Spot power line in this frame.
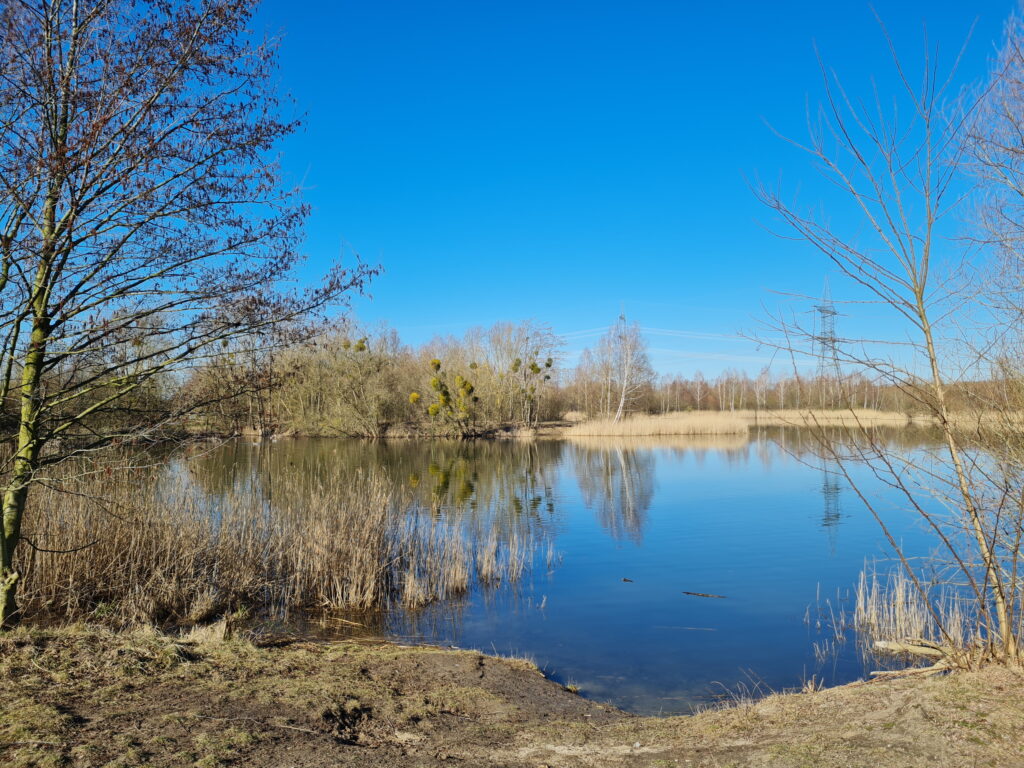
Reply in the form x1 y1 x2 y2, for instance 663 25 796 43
812 278 843 406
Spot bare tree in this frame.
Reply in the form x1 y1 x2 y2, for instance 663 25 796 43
481 321 559 427
757 16 1024 664
570 347 602 417
602 315 653 421
754 367 771 411
0 0 374 625
565 318 653 420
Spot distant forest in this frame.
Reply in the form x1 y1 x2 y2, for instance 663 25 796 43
181 315 991 438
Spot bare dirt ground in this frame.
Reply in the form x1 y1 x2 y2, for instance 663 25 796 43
2 626 1023 767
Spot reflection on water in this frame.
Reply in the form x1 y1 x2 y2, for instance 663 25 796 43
570 444 655 542
189 438 564 539
181 427 940 714
819 456 844 552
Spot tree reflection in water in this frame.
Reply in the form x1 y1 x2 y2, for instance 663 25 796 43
568 441 656 542
180 438 564 638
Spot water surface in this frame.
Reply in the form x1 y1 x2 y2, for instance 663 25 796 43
185 428 939 714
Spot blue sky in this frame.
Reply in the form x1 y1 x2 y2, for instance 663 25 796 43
255 0 1014 376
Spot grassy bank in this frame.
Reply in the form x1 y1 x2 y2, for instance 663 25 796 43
2 626 1022 768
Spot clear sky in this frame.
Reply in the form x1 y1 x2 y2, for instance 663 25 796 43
254 0 1015 376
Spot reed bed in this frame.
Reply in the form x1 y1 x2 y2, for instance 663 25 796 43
558 408 918 437
476 528 530 585
737 409 913 427
563 433 751 452
560 412 749 437
940 410 1024 431
15 463 536 626
854 567 974 654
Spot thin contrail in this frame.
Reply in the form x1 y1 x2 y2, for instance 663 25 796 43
560 325 742 341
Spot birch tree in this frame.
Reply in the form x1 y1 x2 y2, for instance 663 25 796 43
599 315 653 422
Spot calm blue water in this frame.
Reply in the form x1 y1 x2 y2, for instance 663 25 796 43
191 429 939 714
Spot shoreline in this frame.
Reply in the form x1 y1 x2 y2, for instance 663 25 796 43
200 409 934 442
2 625 1022 767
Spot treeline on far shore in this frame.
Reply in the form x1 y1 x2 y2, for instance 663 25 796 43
173 317 1001 439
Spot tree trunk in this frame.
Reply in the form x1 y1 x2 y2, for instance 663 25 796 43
0 314 47 627
1 471 31 626
614 351 633 422
1 173 54 626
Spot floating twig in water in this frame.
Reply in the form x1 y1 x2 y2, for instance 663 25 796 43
681 591 727 599
653 625 717 631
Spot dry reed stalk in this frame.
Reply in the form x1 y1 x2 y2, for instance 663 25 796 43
477 530 500 584
853 567 974 660
15 460 537 625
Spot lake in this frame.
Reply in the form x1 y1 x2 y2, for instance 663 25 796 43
182 427 940 715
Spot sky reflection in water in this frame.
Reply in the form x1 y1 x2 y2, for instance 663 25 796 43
189 428 939 715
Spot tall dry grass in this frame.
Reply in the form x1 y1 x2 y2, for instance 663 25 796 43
558 408 920 437
560 412 749 437
563 433 751 452
16 461 535 626
736 409 913 427
854 567 975 659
